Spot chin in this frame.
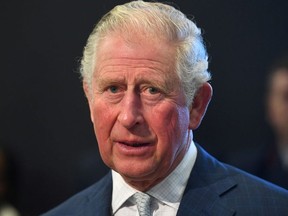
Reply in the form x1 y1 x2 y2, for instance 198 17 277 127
116 163 158 179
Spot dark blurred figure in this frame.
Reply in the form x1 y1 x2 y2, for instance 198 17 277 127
229 56 288 189
0 148 19 216
262 56 288 189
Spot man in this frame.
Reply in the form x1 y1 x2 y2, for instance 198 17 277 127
42 1 288 215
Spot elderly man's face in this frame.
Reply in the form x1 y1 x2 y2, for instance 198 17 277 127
85 32 192 190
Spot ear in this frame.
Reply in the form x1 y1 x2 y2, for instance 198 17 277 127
189 82 213 130
83 81 95 123
83 81 91 100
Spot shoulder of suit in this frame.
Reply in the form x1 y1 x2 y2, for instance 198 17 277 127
40 172 112 216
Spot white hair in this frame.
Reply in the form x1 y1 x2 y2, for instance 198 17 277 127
80 0 211 106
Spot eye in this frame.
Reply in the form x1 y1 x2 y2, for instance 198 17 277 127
102 84 124 103
147 87 159 94
108 86 119 93
141 86 164 103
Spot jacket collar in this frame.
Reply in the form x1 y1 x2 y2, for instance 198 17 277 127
177 144 237 216
82 172 113 216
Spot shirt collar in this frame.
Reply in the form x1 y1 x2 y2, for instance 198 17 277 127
148 139 197 209
112 134 197 213
112 170 138 213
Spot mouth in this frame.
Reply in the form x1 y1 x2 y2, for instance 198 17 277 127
114 139 154 156
119 141 150 147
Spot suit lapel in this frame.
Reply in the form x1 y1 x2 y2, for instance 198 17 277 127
177 145 237 216
82 172 113 216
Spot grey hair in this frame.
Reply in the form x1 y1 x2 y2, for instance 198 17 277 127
80 0 211 106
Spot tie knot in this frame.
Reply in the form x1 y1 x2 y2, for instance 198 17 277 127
134 192 152 216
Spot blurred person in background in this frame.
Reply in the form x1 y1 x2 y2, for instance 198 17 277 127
263 55 288 188
228 55 288 189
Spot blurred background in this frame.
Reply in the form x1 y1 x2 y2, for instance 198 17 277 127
1 0 288 215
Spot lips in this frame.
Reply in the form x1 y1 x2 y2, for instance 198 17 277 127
114 139 154 156
119 141 150 147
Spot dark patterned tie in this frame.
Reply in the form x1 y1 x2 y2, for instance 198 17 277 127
134 192 152 216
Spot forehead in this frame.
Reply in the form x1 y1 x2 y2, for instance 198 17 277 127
94 31 177 75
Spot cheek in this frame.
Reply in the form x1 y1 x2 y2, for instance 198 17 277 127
91 101 115 140
90 101 116 165
152 104 190 143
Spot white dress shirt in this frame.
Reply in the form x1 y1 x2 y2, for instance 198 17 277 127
112 137 197 216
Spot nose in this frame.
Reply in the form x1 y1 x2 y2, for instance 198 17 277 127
117 91 144 129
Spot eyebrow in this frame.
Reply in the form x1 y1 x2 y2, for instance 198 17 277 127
135 77 174 93
95 74 177 94
95 77 126 90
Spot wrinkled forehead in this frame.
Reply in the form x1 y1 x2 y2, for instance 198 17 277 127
96 30 177 66
92 31 180 88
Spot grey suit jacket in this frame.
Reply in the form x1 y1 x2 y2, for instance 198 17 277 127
42 144 288 216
